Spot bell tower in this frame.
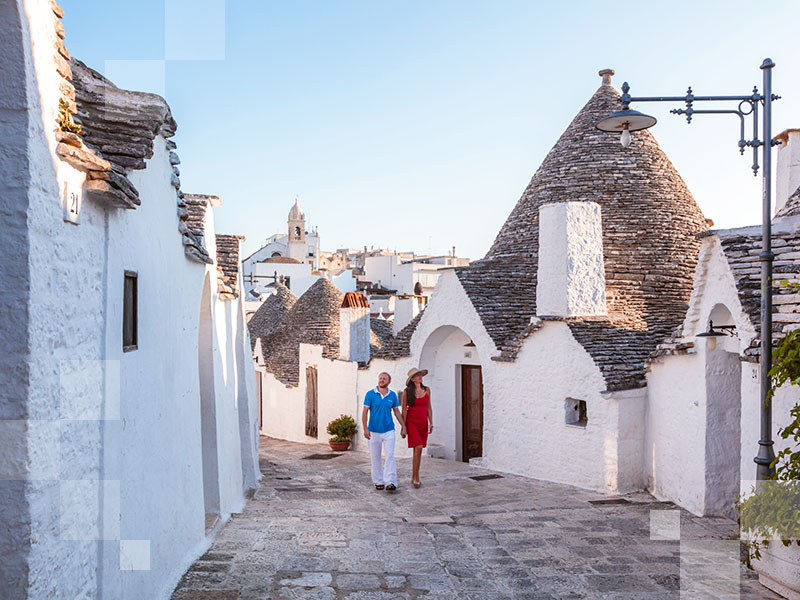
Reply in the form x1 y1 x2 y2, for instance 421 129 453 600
287 198 306 262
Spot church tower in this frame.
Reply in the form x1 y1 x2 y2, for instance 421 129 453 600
287 198 306 262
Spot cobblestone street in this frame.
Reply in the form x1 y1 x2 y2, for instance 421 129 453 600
172 438 778 600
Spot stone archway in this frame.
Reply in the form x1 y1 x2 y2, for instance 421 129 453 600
703 303 741 516
419 325 483 462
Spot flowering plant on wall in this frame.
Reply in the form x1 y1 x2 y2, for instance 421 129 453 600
738 328 800 565
326 414 358 443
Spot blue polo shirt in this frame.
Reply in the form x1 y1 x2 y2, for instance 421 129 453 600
364 388 399 433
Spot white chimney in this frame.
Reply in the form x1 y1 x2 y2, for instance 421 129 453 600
393 295 420 335
775 128 800 216
536 201 607 317
339 292 370 362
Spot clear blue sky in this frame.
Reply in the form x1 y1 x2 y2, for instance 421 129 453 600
61 0 800 261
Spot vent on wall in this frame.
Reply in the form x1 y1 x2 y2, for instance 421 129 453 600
565 398 587 427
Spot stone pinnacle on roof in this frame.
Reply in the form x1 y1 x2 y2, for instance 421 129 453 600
598 68 615 86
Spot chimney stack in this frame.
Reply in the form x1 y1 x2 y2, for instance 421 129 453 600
340 292 370 362
536 201 607 318
775 129 800 216
393 295 420 335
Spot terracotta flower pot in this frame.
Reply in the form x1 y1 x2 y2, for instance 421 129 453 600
329 440 351 452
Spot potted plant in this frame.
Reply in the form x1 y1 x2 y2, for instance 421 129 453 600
327 414 357 451
739 329 800 599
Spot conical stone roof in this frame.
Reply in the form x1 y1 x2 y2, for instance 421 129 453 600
260 278 343 385
455 70 708 391
247 284 297 350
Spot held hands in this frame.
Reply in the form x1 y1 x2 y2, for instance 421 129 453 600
401 426 407 439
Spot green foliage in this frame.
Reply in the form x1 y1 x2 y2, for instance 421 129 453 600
738 319 800 565
326 414 357 443
57 98 84 135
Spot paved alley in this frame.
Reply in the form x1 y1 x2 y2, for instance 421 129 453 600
172 438 777 600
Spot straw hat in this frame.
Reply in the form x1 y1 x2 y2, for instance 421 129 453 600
405 367 428 386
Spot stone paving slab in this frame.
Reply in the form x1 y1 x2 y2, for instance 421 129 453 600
171 437 780 600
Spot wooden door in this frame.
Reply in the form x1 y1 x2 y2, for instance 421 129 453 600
461 365 483 462
305 366 318 438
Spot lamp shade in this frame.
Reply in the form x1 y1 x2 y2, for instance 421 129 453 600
596 109 657 133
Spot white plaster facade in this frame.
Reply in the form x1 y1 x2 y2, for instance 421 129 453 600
0 2 259 598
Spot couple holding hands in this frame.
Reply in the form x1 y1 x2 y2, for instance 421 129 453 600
361 368 432 491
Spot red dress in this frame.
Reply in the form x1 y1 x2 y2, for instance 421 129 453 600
406 392 430 448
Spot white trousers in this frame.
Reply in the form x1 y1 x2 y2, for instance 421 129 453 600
369 430 397 486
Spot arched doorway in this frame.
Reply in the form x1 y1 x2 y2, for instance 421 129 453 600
198 273 221 524
703 303 741 516
419 325 483 462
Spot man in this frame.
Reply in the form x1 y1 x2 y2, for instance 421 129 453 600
362 372 406 492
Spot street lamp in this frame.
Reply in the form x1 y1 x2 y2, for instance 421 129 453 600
597 58 781 480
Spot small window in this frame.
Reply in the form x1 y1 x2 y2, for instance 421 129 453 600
271 252 282 258
565 398 587 427
123 271 138 351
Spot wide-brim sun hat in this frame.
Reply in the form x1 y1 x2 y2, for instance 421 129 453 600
406 367 428 386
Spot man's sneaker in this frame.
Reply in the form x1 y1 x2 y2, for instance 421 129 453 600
385 484 397 492
375 484 385 490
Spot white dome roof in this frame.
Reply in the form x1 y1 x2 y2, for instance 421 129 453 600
288 199 304 221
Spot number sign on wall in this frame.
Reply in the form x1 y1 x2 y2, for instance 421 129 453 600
62 181 81 224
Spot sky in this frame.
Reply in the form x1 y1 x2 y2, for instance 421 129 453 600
60 0 800 262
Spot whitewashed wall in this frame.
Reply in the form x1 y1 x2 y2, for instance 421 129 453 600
0 3 259 598
402 270 637 493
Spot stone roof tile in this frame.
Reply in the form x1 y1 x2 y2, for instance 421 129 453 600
248 285 297 350
456 72 707 391
261 278 344 385
718 229 800 361
216 235 245 299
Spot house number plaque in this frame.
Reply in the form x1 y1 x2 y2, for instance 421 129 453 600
62 181 81 224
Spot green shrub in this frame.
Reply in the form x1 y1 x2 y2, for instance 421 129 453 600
326 414 357 442
739 328 800 565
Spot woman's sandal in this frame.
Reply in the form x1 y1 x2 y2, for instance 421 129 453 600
412 480 421 488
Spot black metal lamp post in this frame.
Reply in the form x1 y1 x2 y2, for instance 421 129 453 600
597 58 781 480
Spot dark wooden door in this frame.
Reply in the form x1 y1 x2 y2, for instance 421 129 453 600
305 366 318 438
461 365 483 462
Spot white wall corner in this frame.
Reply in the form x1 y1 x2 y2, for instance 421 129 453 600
775 129 800 216
536 201 607 317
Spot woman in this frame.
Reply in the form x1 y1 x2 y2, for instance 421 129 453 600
401 367 433 488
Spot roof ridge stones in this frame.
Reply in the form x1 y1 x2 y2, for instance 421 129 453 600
718 229 800 361
260 278 345 386
455 72 708 391
216 235 246 299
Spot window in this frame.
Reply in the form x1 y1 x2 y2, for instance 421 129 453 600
294 226 301 237
565 398 587 427
271 252 282 258
123 271 138 351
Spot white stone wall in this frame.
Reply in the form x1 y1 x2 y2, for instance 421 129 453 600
0 3 259 597
403 270 632 493
643 235 798 517
775 129 800 215
536 202 606 317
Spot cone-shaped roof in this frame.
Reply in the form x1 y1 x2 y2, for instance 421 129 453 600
260 278 343 385
455 71 708 390
247 284 297 350
288 198 304 221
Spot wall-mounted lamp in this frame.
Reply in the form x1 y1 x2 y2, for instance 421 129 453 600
696 320 737 350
